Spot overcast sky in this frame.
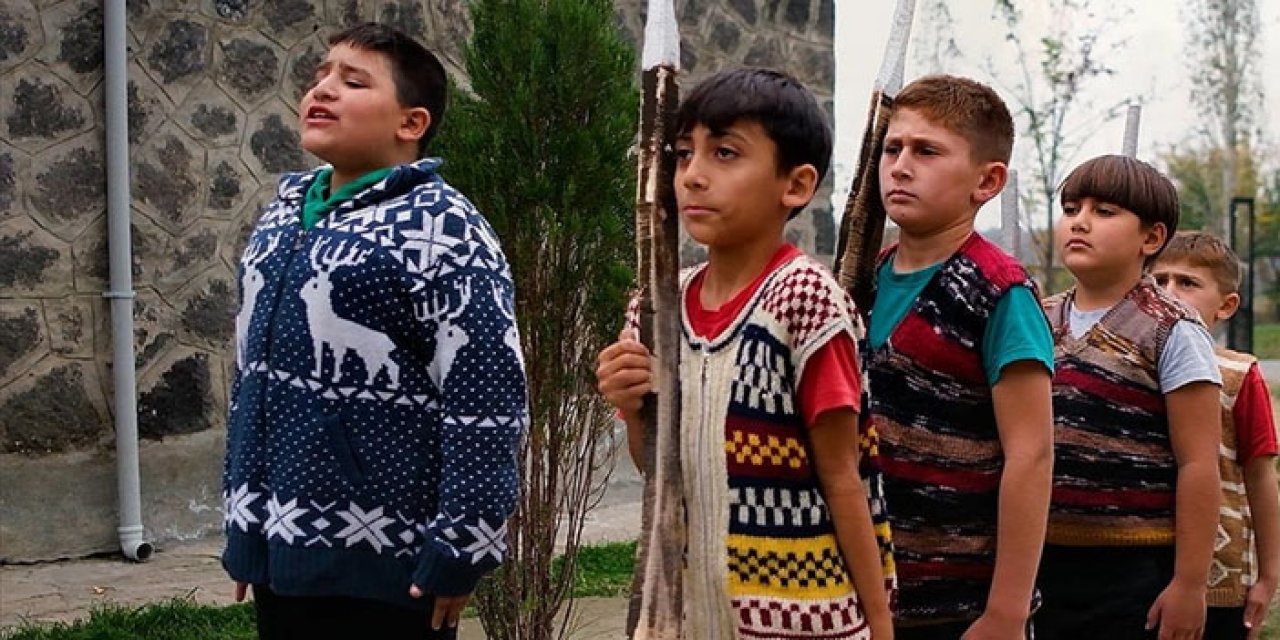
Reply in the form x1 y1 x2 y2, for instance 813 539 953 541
832 0 1280 230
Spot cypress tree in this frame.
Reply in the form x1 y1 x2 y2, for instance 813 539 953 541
432 0 637 636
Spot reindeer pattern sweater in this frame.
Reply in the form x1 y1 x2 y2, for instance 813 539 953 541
222 158 527 610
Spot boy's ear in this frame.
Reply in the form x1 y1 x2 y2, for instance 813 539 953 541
1215 291 1241 322
1140 222 1168 257
971 161 1008 206
397 107 431 145
780 164 819 211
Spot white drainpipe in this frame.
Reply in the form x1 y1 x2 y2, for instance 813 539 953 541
104 0 152 562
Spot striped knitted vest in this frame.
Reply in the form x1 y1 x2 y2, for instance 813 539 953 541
867 233 1035 624
1043 278 1196 546
678 254 893 639
1208 347 1259 607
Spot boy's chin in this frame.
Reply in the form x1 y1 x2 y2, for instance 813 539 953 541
300 140 335 165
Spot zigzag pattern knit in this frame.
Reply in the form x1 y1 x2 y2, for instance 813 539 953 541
677 254 894 639
867 233 1036 624
1043 278 1196 547
1208 347 1260 606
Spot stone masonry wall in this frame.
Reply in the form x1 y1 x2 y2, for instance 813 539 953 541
0 0 832 561
616 0 836 265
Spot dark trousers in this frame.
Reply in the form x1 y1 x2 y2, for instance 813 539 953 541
1035 545 1174 640
253 584 459 640
895 618 1036 640
1204 606 1247 640
895 620 974 640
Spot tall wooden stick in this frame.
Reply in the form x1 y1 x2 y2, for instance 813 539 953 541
834 0 918 313
627 1 684 637
1121 102 1141 157
1002 168 1021 258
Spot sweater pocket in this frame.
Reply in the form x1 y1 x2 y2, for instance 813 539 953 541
321 413 366 486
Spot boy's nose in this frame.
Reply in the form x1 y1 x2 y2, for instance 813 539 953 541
679 159 708 190
887 155 910 180
310 76 338 100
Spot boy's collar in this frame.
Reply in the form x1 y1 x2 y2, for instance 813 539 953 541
278 157 442 204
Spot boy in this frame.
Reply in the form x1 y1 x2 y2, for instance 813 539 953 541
596 68 895 639
867 74 1055 639
1038 155 1222 639
1151 231 1279 640
221 23 527 640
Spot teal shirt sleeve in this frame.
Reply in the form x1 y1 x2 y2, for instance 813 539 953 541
982 284 1055 386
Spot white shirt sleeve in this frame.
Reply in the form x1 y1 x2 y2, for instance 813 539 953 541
1158 320 1223 392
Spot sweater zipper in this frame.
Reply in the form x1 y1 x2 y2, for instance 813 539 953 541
694 349 726 637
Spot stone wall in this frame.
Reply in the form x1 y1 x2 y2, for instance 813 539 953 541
0 0 832 561
616 0 837 264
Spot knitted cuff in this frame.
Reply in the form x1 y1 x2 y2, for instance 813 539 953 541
412 544 486 597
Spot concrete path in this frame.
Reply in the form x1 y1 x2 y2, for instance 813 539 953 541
0 449 643 637
1260 359 1280 389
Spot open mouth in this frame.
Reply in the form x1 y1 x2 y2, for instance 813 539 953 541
306 106 337 121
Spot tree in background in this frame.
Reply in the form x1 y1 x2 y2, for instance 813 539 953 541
1183 0 1264 236
1162 142 1261 231
910 0 963 77
990 0 1129 292
431 0 636 637
1163 142 1280 322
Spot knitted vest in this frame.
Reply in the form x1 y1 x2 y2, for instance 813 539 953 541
1043 278 1197 546
867 233 1035 624
1208 347 1260 607
678 254 893 639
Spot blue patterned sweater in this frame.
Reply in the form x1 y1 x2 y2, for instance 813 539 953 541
222 158 528 609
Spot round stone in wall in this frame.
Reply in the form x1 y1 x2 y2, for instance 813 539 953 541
1 68 92 154
131 125 204 234
27 134 105 239
0 0 42 76
216 32 284 107
242 99 307 176
174 78 245 148
262 0 322 48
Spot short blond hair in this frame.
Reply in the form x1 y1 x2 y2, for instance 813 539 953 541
1155 231 1241 294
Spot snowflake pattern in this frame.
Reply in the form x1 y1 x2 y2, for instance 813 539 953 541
264 496 310 545
460 518 508 566
223 483 261 532
334 502 397 553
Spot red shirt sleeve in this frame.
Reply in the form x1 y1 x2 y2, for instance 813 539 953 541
797 332 862 427
1233 363 1279 463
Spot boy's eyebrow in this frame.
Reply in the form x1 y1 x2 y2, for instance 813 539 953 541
314 59 372 78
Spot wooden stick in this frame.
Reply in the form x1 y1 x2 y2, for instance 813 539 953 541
1122 102 1141 157
834 0 918 313
1002 168 1021 258
627 2 684 636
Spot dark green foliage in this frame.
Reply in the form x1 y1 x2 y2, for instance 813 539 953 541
431 0 637 637
0 600 256 640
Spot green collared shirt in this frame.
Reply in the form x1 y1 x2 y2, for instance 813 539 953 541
301 167 394 229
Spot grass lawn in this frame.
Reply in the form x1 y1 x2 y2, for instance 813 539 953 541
0 599 257 640
1257 322 1280 359
1 542 639 640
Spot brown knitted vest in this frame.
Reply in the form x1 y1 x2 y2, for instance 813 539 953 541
1043 278 1199 546
1208 347 1260 607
